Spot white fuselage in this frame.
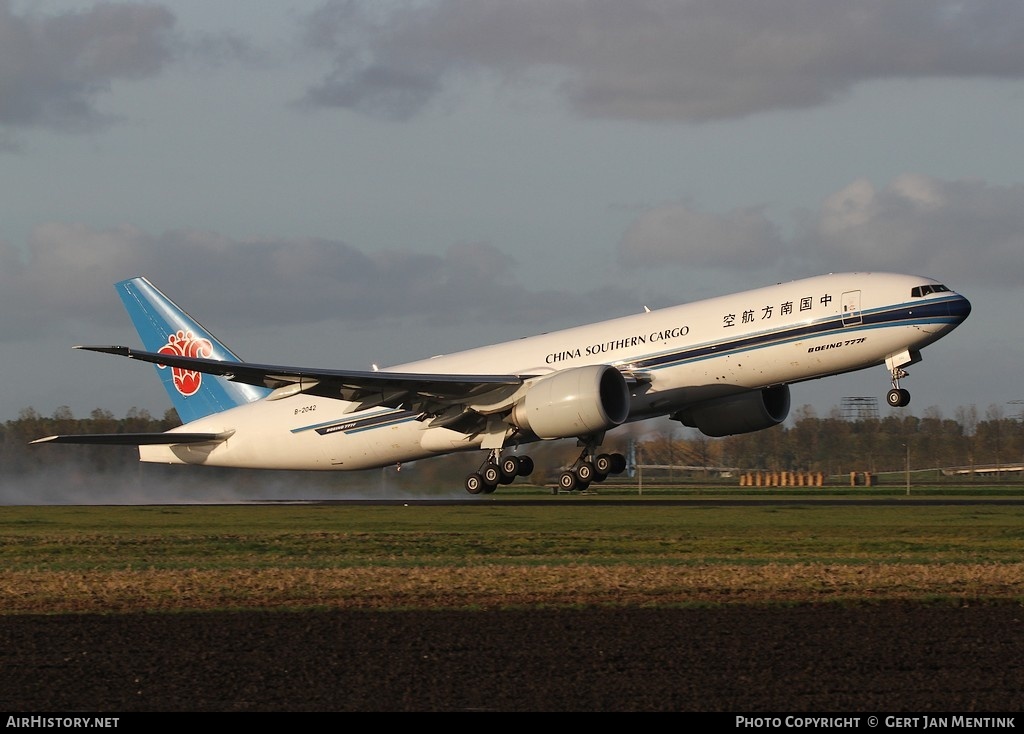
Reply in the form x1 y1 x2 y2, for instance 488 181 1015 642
142 272 969 470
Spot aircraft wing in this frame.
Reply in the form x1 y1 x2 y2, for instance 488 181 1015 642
75 345 530 411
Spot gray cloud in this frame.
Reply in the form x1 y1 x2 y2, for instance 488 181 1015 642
619 203 785 270
0 224 623 340
794 175 1024 286
5 175 1016 349
617 175 1024 287
300 0 1024 122
0 0 177 131
0 1 252 135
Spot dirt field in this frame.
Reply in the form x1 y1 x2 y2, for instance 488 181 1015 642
3 602 1023 712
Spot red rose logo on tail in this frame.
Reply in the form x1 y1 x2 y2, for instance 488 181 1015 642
158 330 214 397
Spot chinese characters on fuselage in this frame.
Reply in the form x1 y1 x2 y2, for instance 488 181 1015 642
723 293 833 328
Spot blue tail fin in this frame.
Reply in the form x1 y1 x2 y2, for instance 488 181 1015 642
115 277 270 423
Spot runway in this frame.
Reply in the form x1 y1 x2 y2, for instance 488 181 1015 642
265 495 1024 507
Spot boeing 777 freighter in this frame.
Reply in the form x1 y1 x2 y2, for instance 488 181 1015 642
34 272 970 493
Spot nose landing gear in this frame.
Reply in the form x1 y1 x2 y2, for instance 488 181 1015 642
887 367 911 408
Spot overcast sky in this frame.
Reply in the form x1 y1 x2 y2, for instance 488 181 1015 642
2 0 1022 428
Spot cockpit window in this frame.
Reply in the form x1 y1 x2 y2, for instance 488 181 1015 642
911 284 950 297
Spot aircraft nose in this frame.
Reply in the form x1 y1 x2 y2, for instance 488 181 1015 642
950 293 972 323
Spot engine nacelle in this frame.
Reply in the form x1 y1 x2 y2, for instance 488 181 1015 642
511 365 630 440
673 385 791 437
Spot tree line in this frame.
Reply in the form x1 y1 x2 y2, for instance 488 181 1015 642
638 403 1024 481
3 403 1022 483
2 406 180 475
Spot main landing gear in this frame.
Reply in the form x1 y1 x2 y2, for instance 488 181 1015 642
464 450 535 495
554 434 628 493
886 366 911 408
462 442 629 494
557 448 628 493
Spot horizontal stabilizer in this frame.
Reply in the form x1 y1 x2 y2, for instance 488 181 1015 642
31 431 234 446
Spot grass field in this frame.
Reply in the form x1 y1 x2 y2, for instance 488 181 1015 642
2 489 1023 614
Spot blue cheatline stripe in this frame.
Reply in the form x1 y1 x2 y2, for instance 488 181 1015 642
633 297 965 373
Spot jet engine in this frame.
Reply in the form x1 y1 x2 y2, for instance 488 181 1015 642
510 365 630 440
673 385 791 437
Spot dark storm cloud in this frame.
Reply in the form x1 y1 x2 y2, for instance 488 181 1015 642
300 0 1024 122
0 0 176 131
0 224 622 340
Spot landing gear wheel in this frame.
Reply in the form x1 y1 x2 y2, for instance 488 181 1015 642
500 456 521 483
576 461 595 484
517 456 535 477
465 473 485 495
593 453 625 479
483 464 502 486
887 388 910 407
558 471 578 492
